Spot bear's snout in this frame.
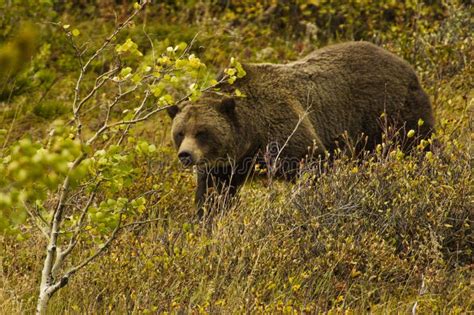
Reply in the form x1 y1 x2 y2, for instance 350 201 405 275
177 137 204 166
178 150 194 167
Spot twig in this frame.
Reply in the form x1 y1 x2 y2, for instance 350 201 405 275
45 210 125 299
74 67 119 116
115 85 154 145
120 218 163 229
69 2 146 144
51 183 100 277
268 111 308 178
24 203 50 239
34 203 50 232
86 88 153 145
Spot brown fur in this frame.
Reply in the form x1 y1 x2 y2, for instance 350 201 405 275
168 41 435 217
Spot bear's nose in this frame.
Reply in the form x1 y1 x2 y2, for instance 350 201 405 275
178 151 194 166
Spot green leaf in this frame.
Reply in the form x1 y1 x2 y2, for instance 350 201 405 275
225 68 236 76
236 62 247 78
119 67 133 78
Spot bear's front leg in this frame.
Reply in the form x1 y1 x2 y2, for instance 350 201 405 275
195 164 249 219
195 170 210 219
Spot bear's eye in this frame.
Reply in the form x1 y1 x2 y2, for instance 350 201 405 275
195 130 209 142
175 131 184 143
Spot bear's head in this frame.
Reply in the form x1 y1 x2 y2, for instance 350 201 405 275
167 96 239 167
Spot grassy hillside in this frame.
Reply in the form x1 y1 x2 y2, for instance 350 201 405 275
1 1 472 313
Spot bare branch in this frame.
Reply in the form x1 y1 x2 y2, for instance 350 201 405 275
76 1 147 86
37 152 86 314
274 113 307 167
179 32 199 59
34 203 50 232
24 203 50 239
120 218 163 229
107 104 166 128
69 2 147 144
86 88 152 145
50 209 125 294
74 67 119 116
51 184 100 278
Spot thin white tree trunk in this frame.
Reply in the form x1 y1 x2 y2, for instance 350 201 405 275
36 209 62 314
36 163 75 314
36 288 51 315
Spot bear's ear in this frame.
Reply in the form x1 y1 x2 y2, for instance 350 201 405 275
166 105 179 119
217 97 236 114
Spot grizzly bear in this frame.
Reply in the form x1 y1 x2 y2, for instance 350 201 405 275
167 41 434 217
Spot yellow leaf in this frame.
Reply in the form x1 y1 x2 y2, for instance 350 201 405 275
351 268 362 278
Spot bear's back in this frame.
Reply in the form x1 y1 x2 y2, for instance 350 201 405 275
236 41 433 152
